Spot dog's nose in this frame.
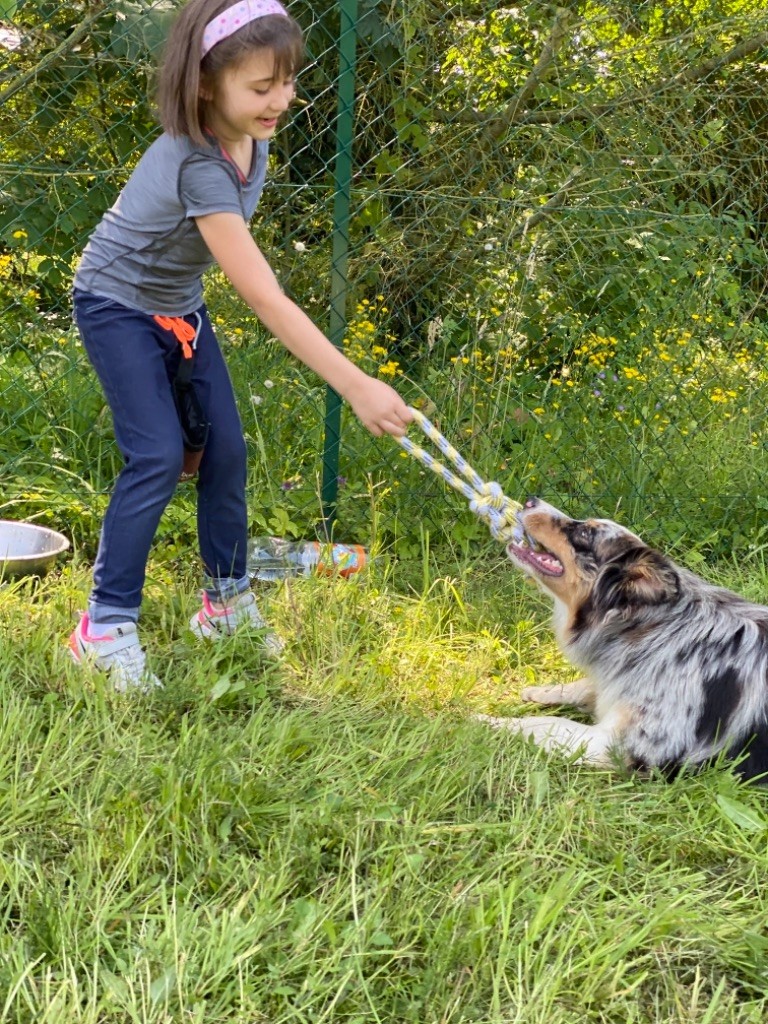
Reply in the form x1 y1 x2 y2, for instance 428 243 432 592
524 496 540 509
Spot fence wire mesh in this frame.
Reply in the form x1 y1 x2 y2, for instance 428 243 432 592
2 0 768 562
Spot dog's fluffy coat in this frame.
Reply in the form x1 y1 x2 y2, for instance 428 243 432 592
477 498 768 781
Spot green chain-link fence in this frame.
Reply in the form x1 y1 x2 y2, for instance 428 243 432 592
2 0 768 563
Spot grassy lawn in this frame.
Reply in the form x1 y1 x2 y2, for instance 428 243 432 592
2 548 768 1023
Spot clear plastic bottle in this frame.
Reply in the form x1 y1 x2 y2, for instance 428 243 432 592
247 536 368 581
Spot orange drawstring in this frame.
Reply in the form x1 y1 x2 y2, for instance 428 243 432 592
154 315 197 359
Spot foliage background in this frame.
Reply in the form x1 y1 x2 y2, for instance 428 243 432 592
2 0 768 559
4 5 768 1022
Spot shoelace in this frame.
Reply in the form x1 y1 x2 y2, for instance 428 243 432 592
201 591 265 628
109 640 148 674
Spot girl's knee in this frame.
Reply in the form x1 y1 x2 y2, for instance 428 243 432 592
200 431 246 482
128 441 184 492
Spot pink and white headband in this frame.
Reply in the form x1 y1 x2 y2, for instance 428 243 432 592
201 0 289 58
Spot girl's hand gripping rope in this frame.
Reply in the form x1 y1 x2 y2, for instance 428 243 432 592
396 407 522 543
344 376 413 437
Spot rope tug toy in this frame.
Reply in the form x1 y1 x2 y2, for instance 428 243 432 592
397 407 522 544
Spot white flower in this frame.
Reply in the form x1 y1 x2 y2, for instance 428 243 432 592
250 394 262 405
264 379 274 389
0 27 23 50
293 240 306 253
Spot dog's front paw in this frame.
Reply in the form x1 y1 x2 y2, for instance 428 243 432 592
521 684 567 705
472 713 526 732
522 679 596 710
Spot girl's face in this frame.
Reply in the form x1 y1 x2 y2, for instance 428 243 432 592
203 48 295 144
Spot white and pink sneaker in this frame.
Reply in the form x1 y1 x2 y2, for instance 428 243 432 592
69 613 162 693
189 590 283 654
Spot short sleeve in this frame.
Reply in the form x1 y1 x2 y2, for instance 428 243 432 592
178 154 244 219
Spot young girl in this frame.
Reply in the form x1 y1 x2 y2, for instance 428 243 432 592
70 0 412 692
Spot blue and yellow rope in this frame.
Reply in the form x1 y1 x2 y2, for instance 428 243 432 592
397 408 521 543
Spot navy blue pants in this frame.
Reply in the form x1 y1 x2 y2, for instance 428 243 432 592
74 291 250 622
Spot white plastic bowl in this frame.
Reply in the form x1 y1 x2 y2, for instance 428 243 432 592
0 520 70 577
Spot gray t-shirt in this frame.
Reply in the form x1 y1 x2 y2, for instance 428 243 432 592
73 133 269 315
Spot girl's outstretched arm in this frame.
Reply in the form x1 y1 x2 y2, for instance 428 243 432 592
196 211 412 438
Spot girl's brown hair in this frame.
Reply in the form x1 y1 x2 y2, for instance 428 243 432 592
157 0 304 145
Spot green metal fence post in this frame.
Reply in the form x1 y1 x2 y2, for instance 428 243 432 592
319 0 357 539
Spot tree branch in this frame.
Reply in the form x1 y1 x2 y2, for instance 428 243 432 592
485 6 578 140
507 166 583 242
495 30 768 128
0 4 108 109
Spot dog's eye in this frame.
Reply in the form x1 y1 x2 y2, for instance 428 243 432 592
570 523 596 549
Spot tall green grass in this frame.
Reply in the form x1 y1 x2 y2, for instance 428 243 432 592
2 545 768 1023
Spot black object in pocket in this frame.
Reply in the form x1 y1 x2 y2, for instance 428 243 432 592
174 367 210 482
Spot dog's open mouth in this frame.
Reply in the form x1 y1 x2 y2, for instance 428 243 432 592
507 528 564 577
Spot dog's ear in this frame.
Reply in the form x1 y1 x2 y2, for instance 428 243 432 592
593 546 680 612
